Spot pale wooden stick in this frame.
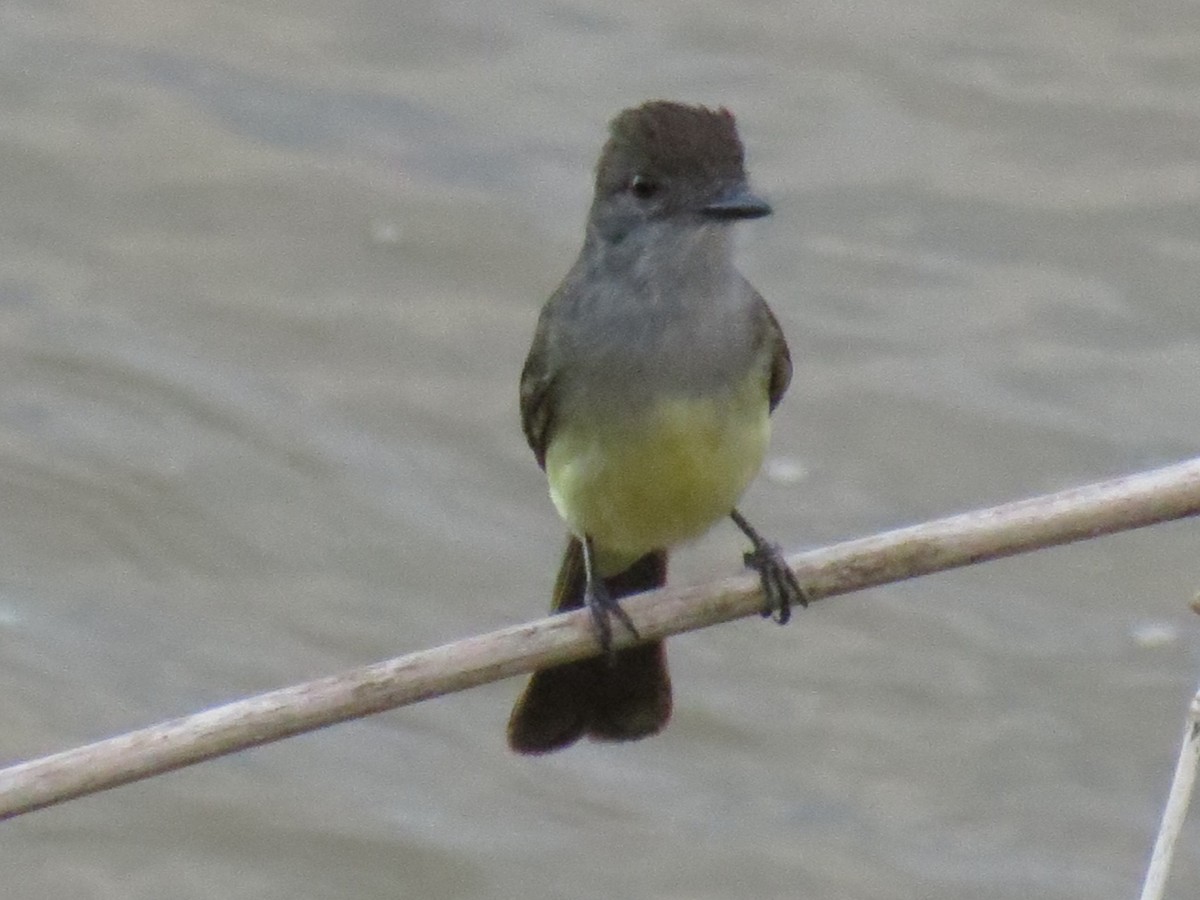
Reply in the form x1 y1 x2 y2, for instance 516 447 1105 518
1139 684 1200 900
2 458 1200 820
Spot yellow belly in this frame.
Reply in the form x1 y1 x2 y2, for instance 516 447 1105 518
545 377 770 574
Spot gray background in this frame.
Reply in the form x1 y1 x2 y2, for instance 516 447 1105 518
4 1 1200 897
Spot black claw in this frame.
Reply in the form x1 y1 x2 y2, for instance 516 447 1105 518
584 578 639 656
730 510 809 625
585 582 613 650
743 543 806 624
581 537 639 658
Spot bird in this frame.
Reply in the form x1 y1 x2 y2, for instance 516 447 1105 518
507 100 805 754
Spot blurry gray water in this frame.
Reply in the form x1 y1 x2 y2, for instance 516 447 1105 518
4 2 1200 898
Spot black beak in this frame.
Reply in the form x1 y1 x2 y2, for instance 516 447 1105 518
702 185 772 221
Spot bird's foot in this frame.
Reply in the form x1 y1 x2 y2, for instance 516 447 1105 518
584 578 639 658
730 510 809 625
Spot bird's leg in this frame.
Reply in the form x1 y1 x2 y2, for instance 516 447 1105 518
581 536 640 656
729 509 808 625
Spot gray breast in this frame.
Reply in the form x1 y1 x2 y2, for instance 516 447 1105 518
553 272 761 415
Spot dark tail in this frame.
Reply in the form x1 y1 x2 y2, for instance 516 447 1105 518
507 537 672 754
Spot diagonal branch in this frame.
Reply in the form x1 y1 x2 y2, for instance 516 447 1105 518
2 457 1200 820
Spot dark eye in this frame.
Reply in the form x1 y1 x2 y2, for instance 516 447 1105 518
629 174 659 199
